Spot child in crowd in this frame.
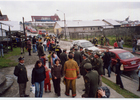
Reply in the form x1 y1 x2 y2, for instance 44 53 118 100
44 67 51 93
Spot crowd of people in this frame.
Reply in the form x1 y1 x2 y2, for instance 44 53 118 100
13 34 130 98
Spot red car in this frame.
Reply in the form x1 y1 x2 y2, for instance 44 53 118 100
109 49 140 72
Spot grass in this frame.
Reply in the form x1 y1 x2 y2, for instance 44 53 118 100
0 47 21 68
102 77 140 98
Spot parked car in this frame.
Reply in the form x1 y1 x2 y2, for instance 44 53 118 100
71 40 99 53
30 28 37 34
38 29 47 37
109 49 140 72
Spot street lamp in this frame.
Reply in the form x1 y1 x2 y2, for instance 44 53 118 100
56 9 66 39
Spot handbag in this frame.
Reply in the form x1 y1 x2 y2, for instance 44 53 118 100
120 64 124 71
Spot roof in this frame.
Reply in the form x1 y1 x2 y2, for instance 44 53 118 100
0 15 9 21
30 22 55 24
0 21 22 31
56 20 110 28
109 49 129 54
31 15 60 22
103 19 121 26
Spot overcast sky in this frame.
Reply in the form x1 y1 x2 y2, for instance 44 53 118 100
0 0 140 22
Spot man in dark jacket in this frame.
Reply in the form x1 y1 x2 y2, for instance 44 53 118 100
14 57 29 97
82 63 99 98
38 42 44 59
104 49 111 77
55 45 62 58
32 36 37 53
74 47 82 66
27 39 31 56
80 47 84 62
60 49 67 76
80 53 91 91
93 52 103 86
80 53 91 77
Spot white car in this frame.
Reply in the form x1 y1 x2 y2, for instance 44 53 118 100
72 40 99 53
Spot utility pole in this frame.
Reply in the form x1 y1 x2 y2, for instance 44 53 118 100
9 26 13 51
22 17 26 52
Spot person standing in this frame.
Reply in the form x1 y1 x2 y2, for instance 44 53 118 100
64 54 79 97
38 42 44 59
44 67 51 93
31 60 46 97
100 35 104 47
115 59 124 89
20 38 25 54
137 38 140 51
51 52 59 66
51 59 62 97
82 63 99 98
80 53 91 78
40 54 47 67
93 53 103 86
121 37 124 49
55 45 62 58
80 54 91 91
43 38 47 52
60 49 67 75
118 39 123 49
114 41 118 49
137 65 140 91
104 49 111 77
47 39 50 51
47 51 52 69
74 47 82 66
79 47 84 62
0 42 4 58
132 39 137 53
27 39 31 56
32 36 37 53
14 57 29 97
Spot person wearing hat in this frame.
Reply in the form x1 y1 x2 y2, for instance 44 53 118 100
80 53 91 77
87 50 94 66
74 47 82 66
14 56 29 97
60 49 68 76
79 46 84 62
93 52 103 87
64 54 79 97
55 45 62 58
82 63 99 98
38 42 44 59
80 53 91 91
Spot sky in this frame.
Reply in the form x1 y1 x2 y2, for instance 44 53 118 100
0 0 140 22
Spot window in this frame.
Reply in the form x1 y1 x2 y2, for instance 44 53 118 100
118 52 135 60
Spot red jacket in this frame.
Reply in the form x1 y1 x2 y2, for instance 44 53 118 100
114 42 118 48
47 41 50 47
44 70 50 84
